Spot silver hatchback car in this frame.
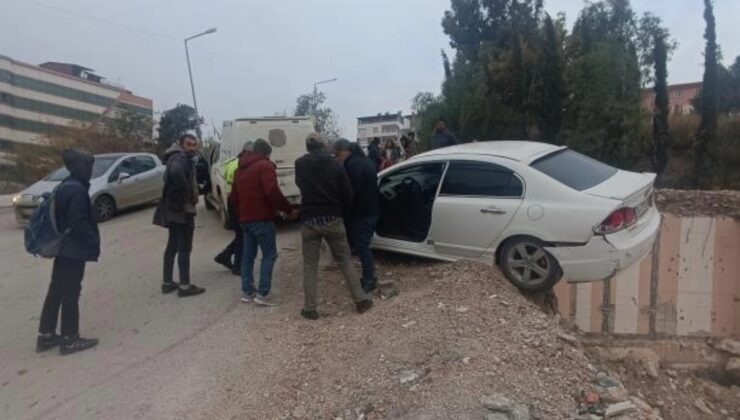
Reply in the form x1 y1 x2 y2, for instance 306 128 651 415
12 152 165 225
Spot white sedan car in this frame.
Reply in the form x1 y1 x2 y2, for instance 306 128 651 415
372 141 660 292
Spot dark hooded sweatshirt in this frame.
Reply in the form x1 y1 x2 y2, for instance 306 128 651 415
55 149 101 262
154 142 198 227
294 151 353 221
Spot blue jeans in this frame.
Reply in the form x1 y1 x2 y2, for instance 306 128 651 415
346 215 378 289
240 221 278 296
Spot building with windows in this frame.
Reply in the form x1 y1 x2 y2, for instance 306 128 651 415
641 82 702 115
0 55 153 146
356 112 415 148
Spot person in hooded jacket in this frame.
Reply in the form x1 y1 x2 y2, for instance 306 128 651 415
36 149 100 355
231 138 293 306
153 134 206 297
333 139 380 293
295 133 373 320
367 137 382 172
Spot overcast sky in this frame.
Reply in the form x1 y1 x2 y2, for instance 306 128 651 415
2 0 739 138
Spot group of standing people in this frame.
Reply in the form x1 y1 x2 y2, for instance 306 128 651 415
34 120 457 355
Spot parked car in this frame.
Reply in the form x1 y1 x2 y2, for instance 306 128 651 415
372 141 660 292
12 152 164 225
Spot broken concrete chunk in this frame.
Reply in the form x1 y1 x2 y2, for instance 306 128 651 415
693 398 713 416
726 357 740 382
604 401 636 418
711 338 740 357
557 332 578 346
480 394 531 420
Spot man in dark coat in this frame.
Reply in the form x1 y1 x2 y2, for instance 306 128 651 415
36 149 100 355
333 138 380 292
231 139 293 306
295 133 372 320
153 134 205 297
367 137 382 172
430 119 458 150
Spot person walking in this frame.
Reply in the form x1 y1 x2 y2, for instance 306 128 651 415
36 150 100 355
231 139 293 306
381 138 400 170
153 134 206 297
430 119 458 150
333 139 380 293
367 137 382 172
214 141 254 275
403 131 419 158
295 133 373 320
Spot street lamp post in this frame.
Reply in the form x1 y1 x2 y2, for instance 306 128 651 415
184 27 217 139
310 78 338 129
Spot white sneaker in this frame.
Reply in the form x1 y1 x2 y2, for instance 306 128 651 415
241 292 255 303
254 293 279 307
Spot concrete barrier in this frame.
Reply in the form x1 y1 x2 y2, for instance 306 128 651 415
554 214 740 338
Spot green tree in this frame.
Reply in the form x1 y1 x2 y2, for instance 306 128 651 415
561 0 642 167
637 13 676 177
694 0 719 186
294 88 340 139
156 104 200 152
538 13 565 142
105 109 153 145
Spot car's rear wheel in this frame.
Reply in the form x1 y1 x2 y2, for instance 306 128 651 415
94 195 116 222
499 237 561 292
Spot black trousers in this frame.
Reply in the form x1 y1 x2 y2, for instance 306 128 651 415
163 222 194 285
217 205 243 268
39 257 86 337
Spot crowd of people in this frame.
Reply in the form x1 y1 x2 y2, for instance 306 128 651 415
34 120 458 356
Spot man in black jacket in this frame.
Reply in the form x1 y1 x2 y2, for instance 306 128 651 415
295 133 372 320
153 134 205 297
37 149 100 355
367 137 382 172
333 138 380 293
430 119 458 150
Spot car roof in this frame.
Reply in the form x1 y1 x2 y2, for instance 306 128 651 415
418 141 565 163
93 152 147 159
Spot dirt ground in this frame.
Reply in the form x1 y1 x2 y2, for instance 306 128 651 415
655 189 740 218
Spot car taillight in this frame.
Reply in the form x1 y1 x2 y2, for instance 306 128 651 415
596 207 637 234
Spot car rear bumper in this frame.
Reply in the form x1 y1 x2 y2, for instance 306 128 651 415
546 207 661 282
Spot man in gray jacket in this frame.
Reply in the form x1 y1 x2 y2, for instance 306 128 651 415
153 134 205 297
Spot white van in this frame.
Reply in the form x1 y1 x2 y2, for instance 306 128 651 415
207 116 314 226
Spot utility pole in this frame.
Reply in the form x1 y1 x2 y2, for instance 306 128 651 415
184 27 217 140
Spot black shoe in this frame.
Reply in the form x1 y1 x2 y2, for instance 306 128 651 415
362 282 378 294
301 309 319 320
36 333 61 353
214 253 233 271
59 335 98 355
161 282 178 294
231 268 241 277
178 285 206 297
356 299 373 314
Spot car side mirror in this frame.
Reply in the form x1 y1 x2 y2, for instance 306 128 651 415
118 172 131 183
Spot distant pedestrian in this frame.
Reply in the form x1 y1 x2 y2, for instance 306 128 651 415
295 133 373 320
333 139 380 293
367 137 382 172
37 149 100 355
214 141 254 275
430 119 458 150
153 134 206 298
231 138 293 306
403 131 419 158
381 138 400 170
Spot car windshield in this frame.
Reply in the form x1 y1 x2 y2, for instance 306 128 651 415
45 157 119 181
531 149 617 191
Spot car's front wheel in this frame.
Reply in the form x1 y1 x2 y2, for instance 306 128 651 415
94 195 116 222
499 237 562 292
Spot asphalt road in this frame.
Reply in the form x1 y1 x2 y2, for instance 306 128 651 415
0 204 304 419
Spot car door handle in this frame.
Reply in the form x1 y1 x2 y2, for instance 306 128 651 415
480 207 506 215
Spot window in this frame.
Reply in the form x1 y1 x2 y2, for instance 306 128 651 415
373 127 379 133
441 161 523 197
46 157 118 181
109 155 154 181
381 124 398 133
377 162 446 242
531 149 616 191
674 90 682 98
133 156 156 173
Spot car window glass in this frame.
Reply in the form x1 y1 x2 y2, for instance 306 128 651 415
135 156 156 173
46 157 117 181
440 161 523 197
531 149 617 191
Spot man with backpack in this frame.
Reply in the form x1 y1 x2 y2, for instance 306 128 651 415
153 134 206 297
36 149 100 355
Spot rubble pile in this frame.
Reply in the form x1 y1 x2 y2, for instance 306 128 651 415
655 189 740 218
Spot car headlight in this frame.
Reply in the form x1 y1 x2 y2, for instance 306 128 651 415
12 194 21 204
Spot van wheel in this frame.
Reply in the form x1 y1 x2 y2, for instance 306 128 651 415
499 237 561 292
94 195 116 222
218 193 230 229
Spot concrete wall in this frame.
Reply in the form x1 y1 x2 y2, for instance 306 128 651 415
554 215 740 338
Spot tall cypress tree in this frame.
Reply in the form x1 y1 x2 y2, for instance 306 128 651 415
694 0 719 186
652 33 669 177
539 14 565 143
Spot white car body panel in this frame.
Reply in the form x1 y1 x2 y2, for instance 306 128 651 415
372 141 660 283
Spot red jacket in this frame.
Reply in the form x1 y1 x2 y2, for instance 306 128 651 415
231 152 291 223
